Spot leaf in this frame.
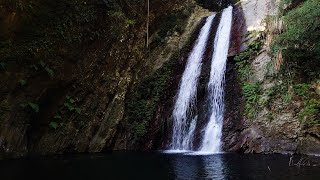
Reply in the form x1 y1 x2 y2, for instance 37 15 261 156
54 115 62 119
69 98 75 103
19 79 27 86
49 121 58 129
28 102 39 113
75 108 81 114
0 62 6 69
31 65 39 71
64 102 74 111
39 61 45 67
45 67 54 78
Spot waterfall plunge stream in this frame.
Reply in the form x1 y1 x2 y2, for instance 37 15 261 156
169 6 233 154
200 6 233 153
171 15 215 151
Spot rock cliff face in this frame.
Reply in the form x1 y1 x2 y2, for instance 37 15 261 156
0 0 318 158
223 0 320 155
240 0 278 31
0 0 215 158
0 0 148 157
114 6 213 151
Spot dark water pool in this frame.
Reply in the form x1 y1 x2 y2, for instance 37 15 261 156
0 152 319 180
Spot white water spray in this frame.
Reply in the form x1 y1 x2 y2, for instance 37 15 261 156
200 6 233 153
171 15 215 150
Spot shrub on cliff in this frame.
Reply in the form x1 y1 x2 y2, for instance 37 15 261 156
273 0 320 80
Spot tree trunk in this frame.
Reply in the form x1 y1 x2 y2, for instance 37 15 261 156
146 0 149 48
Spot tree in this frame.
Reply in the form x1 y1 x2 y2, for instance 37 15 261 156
146 0 150 48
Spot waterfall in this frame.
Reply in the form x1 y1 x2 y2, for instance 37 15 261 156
171 15 215 150
200 6 233 153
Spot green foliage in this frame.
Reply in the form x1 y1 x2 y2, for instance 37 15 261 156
74 108 81 114
2 0 35 12
0 62 6 70
243 82 262 118
235 60 251 82
54 115 62 119
298 99 320 125
25 102 39 113
234 40 263 81
150 7 192 49
234 1 320 127
125 19 135 26
151 33 164 47
290 83 319 125
49 121 59 129
126 53 177 140
29 61 55 77
0 0 127 80
19 79 27 86
109 11 125 18
293 83 311 98
266 112 274 122
31 65 38 71
260 88 274 108
108 10 135 29
132 121 148 139
64 95 81 114
49 114 63 129
0 99 11 123
273 0 320 80
39 61 45 68
45 67 54 78
234 37 263 119
282 91 293 104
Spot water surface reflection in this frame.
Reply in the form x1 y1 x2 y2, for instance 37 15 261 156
169 154 226 180
0 152 319 180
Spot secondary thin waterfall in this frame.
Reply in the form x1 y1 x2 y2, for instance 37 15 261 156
200 6 233 153
171 15 215 150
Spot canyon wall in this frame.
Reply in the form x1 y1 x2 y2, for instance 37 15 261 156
0 0 318 158
0 0 212 158
223 0 320 155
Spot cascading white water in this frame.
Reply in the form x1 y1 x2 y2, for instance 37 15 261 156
171 15 215 150
200 6 233 153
